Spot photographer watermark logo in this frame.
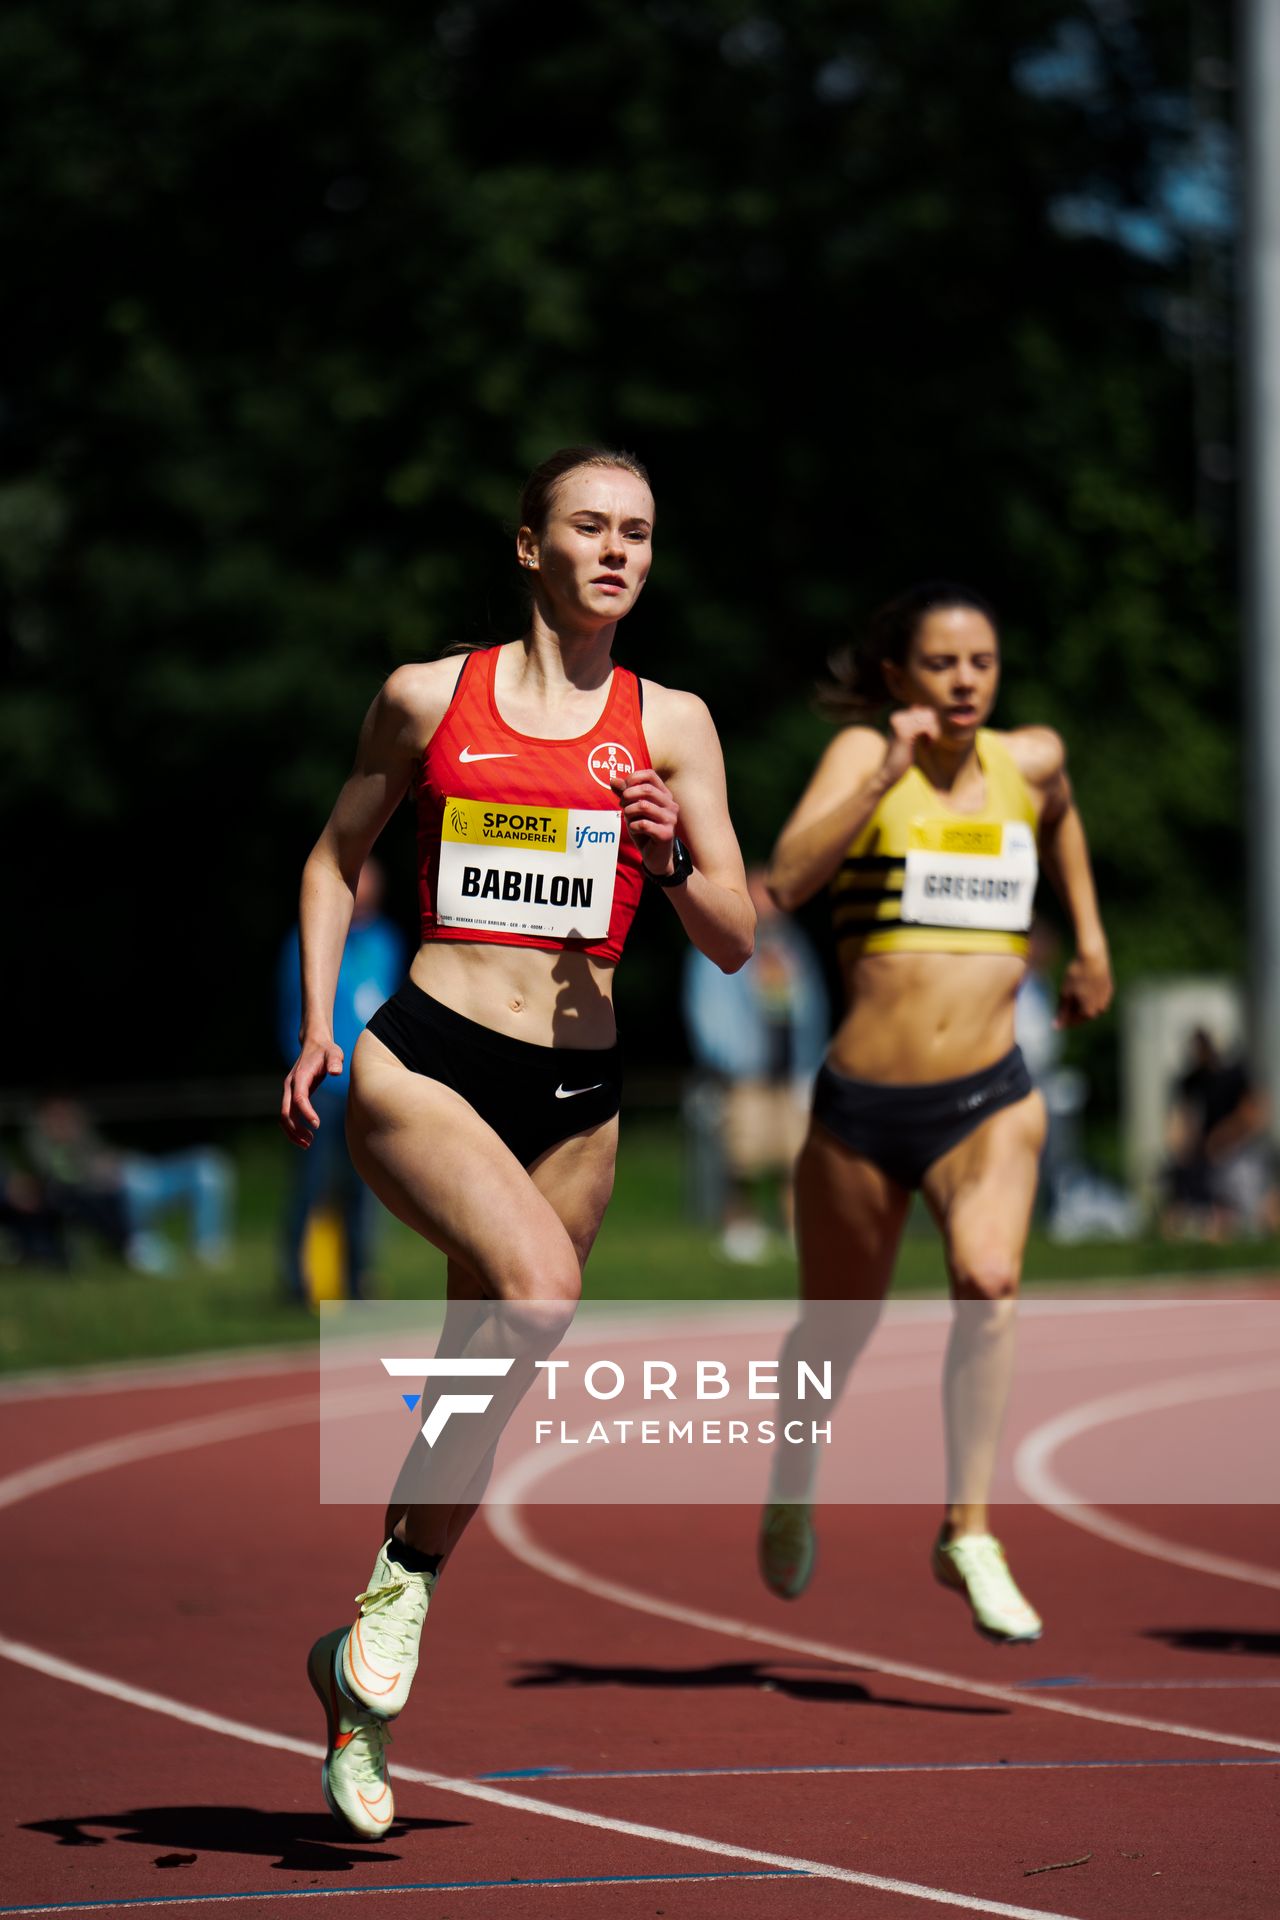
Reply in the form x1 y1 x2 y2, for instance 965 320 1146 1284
381 1357 515 1445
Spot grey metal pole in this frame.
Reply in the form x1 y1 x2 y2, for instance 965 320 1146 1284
1242 0 1280 1125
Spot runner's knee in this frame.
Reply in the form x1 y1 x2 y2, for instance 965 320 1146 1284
494 1240 583 1307
949 1251 1020 1301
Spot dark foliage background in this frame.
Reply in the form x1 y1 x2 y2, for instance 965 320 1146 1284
1 0 1237 1097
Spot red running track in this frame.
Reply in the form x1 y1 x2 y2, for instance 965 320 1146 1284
1 1302 1278 1920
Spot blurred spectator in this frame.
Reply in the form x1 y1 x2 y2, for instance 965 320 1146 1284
1014 921 1141 1243
1017 920 1075 1214
1161 1028 1280 1241
0 1155 67 1267
277 857 405 1301
1014 921 1060 1086
24 1096 233 1274
683 868 828 1261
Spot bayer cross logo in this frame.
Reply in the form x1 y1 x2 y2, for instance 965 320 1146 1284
586 741 637 791
381 1357 515 1445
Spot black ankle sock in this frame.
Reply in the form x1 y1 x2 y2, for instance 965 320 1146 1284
386 1536 442 1578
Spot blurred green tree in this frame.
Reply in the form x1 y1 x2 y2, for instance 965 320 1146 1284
0 0 1236 1092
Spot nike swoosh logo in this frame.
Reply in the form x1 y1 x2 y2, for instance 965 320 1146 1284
555 1082 606 1099
459 745 517 762
325 1664 357 1751
358 1785 393 1823
346 1617 399 1694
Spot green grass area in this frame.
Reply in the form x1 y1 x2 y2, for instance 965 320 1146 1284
1 1120 1275 1377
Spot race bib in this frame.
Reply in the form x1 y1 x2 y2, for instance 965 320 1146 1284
899 819 1037 932
436 797 620 941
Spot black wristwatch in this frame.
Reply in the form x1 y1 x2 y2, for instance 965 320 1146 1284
645 836 693 889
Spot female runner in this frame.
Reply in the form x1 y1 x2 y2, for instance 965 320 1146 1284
280 447 753 1835
760 581 1111 1639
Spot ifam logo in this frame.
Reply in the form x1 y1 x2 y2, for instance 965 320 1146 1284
381 1357 514 1445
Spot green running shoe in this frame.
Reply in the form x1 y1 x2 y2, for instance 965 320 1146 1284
337 1540 434 1718
759 1501 816 1600
932 1532 1043 1644
307 1628 395 1840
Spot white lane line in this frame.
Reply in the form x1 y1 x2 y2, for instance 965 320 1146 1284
0 1386 405 1515
0 1381 1095 1917
5 1356 1274 1760
0 1335 1266 1917
0 1399 320 1510
1014 1364 1280 1593
485 1454 1280 1755
0 1342 317 1404
0 1283 1270 1405
0 1635 1085 1920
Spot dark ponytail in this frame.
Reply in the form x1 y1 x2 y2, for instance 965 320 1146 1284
819 580 999 722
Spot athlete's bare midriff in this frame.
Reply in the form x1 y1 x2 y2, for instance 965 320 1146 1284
409 938 618 1049
828 950 1026 1084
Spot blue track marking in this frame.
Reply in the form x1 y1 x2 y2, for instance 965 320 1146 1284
1017 1675 1280 1690
477 1756 1280 1782
0 1871 802 1917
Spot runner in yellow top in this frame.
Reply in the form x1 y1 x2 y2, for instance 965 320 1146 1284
761 581 1112 1639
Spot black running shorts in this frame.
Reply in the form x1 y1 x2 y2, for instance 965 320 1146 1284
364 979 622 1168
811 1046 1035 1190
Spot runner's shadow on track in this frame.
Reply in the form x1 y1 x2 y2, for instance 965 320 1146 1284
21 1807 465 1874
511 1659 1001 1714
1143 1628 1280 1658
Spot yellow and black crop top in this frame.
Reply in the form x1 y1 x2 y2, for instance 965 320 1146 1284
831 729 1039 958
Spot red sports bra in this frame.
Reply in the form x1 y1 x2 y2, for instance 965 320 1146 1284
415 646 651 964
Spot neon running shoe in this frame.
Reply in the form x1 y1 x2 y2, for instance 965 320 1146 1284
307 1628 395 1840
759 1501 816 1600
931 1532 1043 1644
337 1540 435 1718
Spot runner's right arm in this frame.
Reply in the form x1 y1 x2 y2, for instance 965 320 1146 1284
767 715 934 911
280 663 451 1146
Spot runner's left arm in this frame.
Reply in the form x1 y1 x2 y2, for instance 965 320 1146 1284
1013 727 1112 1028
620 686 754 972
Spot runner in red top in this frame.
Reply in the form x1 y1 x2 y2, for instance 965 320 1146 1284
280 446 754 1839
416 638 649 961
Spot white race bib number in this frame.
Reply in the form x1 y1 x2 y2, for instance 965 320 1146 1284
436 796 620 940
900 820 1037 932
